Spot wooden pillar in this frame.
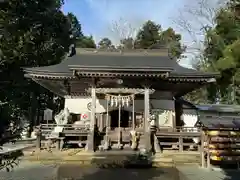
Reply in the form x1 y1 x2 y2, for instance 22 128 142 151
99 114 104 131
36 127 41 150
86 85 96 151
118 96 122 147
143 88 151 151
206 133 211 169
132 95 135 130
104 98 110 150
201 130 206 168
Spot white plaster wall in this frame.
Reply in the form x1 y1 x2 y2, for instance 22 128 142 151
182 108 199 143
64 97 175 114
182 109 198 127
153 109 175 127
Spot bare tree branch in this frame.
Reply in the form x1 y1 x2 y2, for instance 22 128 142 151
173 0 226 54
109 18 139 46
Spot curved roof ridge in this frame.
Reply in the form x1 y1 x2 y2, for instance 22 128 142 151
23 52 219 79
75 48 170 57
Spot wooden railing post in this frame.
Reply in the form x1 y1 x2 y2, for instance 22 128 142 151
36 125 41 150
200 129 206 168
206 133 211 169
179 136 183 152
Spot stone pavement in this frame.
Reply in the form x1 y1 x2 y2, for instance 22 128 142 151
0 161 178 180
1 162 240 180
178 165 240 180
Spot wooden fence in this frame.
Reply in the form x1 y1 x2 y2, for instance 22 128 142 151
35 124 90 150
156 127 202 152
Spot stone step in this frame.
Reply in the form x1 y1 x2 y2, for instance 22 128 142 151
154 152 201 166
152 157 175 167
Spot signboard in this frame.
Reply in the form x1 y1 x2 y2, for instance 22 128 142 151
44 108 53 120
80 112 90 121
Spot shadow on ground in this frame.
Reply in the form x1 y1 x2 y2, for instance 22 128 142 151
215 162 240 180
0 149 24 171
57 153 181 180
57 166 180 180
223 171 240 180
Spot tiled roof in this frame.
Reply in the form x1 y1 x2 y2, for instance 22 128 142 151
198 116 240 128
23 48 218 79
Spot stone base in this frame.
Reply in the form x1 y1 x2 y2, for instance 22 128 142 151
85 132 94 151
141 132 152 151
154 135 162 153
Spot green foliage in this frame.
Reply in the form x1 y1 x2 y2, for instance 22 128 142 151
98 37 115 49
107 20 185 59
0 0 72 169
134 20 162 49
66 13 96 48
194 0 240 104
217 40 240 71
161 28 186 58
76 35 96 48
119 38 135 50
184 89 208 104
134 21 185 58
1 0 71 67
0 0 70 111
67 12 83 38
0 0 97 148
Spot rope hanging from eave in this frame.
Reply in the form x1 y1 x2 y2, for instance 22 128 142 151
105 94 135 107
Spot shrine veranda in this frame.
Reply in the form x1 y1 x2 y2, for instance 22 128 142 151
24 48 218 153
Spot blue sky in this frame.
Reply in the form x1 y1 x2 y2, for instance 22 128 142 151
63 0 187 43
62 0 219 67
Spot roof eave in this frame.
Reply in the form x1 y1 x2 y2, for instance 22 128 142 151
24 73 74 79
69 66 173 72
76 71 170 78
170 72 220 78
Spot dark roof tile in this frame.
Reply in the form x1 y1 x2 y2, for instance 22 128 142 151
198 117 240 128
197 104 240 113
23 48 219 78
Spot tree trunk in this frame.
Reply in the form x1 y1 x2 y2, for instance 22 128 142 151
28 92 37 138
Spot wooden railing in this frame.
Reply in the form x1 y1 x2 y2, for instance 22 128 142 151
35 124 202 151
35 124 91 150
107 127 132 144
156 126 202 152
37 124 90 136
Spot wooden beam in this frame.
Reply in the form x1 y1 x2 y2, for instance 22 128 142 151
31 78 66 97
86 88 155 94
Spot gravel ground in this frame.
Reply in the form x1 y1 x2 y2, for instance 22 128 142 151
1 161 240 180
